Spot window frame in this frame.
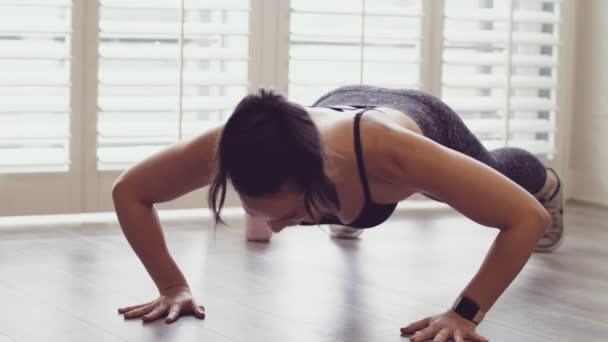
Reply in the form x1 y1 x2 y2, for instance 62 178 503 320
0 0 576 216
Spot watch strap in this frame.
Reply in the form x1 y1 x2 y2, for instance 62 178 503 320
451 295 485 325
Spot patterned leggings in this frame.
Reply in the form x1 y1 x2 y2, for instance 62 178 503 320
312 85 547 197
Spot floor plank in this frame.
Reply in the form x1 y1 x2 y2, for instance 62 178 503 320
0 200 606 341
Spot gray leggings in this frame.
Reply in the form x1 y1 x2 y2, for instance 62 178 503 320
312 85 547 196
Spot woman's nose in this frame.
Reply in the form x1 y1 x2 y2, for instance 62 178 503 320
269 218 303 232
268 221 286 233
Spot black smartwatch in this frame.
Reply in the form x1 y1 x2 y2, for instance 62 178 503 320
451 295 485 325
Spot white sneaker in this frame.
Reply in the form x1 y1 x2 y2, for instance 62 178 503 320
328 225 363 239
535 168 564 253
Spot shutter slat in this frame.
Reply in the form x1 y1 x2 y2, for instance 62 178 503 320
0 20 69 34
182 97 239 112
100 22 249 36
511 98 557 111
443 76 556 89
98 138 175 147
100 0 250 11
291 29 421 42
290 5 421 17
99 96 236 112
99 120 221 138
290 48 419 63
0 165 69 173
100 71 246 86
290 35 418 46
100 45 248 61
446 97 557 112
0 41 70 60
0 137 69 144
446 9 559 24
0 125 68 139
0 97 68 113
463 118 555 134
0 157 69 167
0 0 71 7
290 80 420 89
443 52 557 67
0 71 69 86
445 31 558 45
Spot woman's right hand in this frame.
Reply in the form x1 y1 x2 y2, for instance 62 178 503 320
245 213 272 242
118 286 206 324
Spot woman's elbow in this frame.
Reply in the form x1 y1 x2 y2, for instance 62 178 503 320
525 207 551 236
112 178 137 203
538 207 551 227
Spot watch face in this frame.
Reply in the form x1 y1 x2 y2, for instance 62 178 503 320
455 296 480 321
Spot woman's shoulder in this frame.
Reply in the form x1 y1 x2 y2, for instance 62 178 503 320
321 108 420 170
321 109 423 198
323 107 418 145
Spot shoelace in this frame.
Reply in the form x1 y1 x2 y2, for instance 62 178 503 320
546 208 562 234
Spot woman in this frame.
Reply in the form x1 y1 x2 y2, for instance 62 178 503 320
113 85 563 342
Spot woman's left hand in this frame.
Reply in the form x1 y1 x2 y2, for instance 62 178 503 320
400 310 488 342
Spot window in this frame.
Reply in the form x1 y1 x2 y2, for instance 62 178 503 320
442 0 561 159
97 0 251 170
289 0 562 160
288 0 424 105
0 0 72 173
0 0 570 215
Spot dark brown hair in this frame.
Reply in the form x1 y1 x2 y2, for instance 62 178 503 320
208 88 340 227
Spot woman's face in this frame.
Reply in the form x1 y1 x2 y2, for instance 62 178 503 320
239 184 316 233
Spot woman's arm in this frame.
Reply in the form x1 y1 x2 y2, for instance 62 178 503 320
112 125 222 292
112 194 190 292
370 124 550 313
458 215 547 313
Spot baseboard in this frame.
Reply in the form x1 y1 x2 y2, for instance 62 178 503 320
0 200 453 233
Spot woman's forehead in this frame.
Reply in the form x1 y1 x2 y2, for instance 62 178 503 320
241 191 302 217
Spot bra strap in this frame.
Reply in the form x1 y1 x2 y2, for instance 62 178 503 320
353 108 373 202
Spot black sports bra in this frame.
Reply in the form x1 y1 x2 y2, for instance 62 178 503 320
300 106 398 229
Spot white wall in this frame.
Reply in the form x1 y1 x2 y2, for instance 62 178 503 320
568 0 608 206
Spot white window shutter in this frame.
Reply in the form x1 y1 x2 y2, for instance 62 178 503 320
442 0 562 159
0 0 72 173
288 0 423 105
97 0 251 171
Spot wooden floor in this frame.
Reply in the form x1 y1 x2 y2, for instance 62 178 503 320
0 200 607 342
